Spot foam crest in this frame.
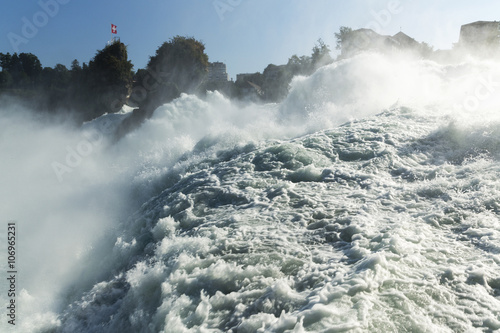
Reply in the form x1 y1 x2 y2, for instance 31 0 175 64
3 52 500 332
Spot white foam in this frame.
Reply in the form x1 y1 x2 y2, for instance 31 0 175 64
3 53 500 332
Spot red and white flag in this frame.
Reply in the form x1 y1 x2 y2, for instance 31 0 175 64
111 24 117 34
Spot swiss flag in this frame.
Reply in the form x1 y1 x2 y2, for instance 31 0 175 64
111 24 117 34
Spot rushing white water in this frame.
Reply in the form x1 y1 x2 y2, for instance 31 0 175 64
2 53 500 332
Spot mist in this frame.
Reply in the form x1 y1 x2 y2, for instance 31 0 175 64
2 48 500 331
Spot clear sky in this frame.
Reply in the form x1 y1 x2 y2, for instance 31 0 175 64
1 0 500 80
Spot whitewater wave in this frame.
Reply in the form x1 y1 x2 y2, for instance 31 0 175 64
2 53 500 332
57 106 500 332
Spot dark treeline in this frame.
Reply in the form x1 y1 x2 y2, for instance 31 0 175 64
0 34 334 128
0 40 133 122
0 36 213 127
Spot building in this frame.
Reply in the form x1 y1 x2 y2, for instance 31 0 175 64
208 62 229 82
263 64 286 81
340 29 423 58
236 73 254 83
340 29 390 58
392 31 420 49
458 21 500 50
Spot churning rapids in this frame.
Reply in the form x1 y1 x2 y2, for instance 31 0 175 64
2 53 500 332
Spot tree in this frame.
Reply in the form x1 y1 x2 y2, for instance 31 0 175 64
287 54 311 76
88 41 133 90
139 36 209 113
18 53 42 86
0 71 13 89
147 36 208 91
148 36 208 92
0 52 42 89
4 54 24 88
40 67 55 88
83 41 134 118
69 59 83 90
0 53 12 71
53 64 70 89
311 39 333 69
335 26 353 51
0 53 14 89
70 59 81 72
39 64 70 90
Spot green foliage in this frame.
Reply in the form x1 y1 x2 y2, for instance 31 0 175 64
53 64 70 88
0 52 42 88
88 41 133 89
311 39 333 69
71 59 81 72
335 26 353 50
82 41 134 118
287 55 311 76
18 53 42 83
0 53 12 70
147 36 209 90
0 71 13 89
0 34 336 120
138 36 209 112
0 42 133 120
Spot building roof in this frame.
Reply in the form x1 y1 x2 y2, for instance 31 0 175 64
393 31 415 41
392 31 419 47
351 28 389 39
461 21 499 28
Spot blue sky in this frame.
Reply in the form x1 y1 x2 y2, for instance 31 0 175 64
1 0 500 79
